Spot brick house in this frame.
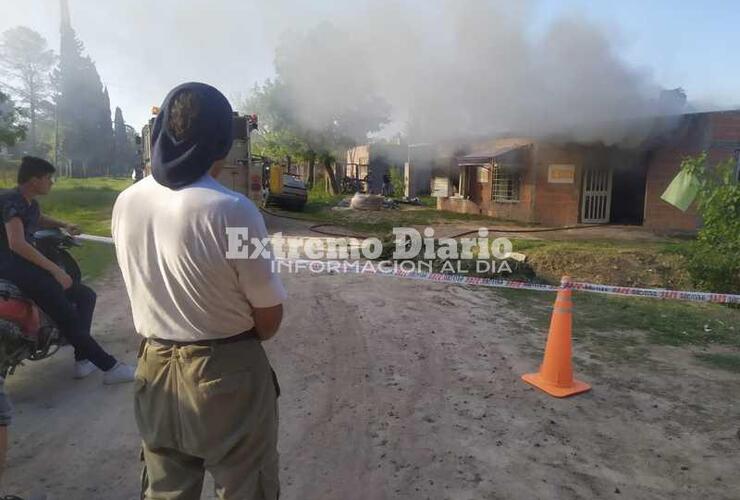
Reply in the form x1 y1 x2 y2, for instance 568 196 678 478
345 143 408 194
437 110 740 232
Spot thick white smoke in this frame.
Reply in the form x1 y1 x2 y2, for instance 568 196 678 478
270 0 678 144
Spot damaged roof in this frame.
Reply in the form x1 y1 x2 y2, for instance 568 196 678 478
458 143 531 165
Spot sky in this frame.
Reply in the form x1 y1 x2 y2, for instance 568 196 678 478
1 0 739 134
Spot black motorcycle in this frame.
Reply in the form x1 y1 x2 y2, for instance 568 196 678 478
32 229 82 283
0 229 81 376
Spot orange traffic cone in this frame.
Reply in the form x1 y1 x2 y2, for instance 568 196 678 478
522 276 591 398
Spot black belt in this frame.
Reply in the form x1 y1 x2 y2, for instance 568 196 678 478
146 329 258 348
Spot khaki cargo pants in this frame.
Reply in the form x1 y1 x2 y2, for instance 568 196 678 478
134 336 280 500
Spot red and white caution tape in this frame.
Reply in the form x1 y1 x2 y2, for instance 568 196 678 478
80 234 740 304
564 281 740 305
370 268 739 303
283 259 740 304
357 266 560 293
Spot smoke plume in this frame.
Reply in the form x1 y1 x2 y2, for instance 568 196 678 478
269 0 681 145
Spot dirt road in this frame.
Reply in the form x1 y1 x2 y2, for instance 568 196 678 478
4 216 739 499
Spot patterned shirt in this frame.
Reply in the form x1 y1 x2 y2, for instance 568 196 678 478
0 188 39 261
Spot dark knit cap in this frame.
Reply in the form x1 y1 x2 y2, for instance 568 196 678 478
151 82 233 189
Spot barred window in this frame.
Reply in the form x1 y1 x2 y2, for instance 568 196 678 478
492 164 521 202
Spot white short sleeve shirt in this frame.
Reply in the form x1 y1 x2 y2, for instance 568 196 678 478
112 175 286 341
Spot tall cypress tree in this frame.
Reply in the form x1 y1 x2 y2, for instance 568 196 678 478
113 106 136 175
55 0 113 176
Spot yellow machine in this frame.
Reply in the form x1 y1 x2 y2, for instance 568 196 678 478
263 162 307 210
269 164 284 193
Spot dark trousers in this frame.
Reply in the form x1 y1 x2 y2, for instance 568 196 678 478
0 256 116 371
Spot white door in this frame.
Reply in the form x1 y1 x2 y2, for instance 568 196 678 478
581 168 612 224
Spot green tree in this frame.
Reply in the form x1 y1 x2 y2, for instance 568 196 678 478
0 90 26 146
55 0 114 176
681 153 740 293
389 165 405 197
244 23 390 193
113 107 136 175
0 26 56 154
246 79 341 193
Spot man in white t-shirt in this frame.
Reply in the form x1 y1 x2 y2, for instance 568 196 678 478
112 82 285 500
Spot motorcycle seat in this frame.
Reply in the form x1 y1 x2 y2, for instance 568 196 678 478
0 280 40 337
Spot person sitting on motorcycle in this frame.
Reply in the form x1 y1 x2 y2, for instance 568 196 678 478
0 156 134 384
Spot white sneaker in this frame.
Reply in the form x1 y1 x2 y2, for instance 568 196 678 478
103 362 136 385
73 360 97 379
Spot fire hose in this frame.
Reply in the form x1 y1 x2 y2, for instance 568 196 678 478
259 205 609 239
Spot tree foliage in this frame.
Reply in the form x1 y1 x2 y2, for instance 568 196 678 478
0 26 55 153
55 6 114 176
681 153 740 293
389 165 405 197
113 107 137 175
0 91 26 147
244 23 391 192
0 3 130 176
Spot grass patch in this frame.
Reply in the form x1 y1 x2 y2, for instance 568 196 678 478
275 185 527 235
418 196 436 208
494 287 739 368
274 197 696 290
574 293 739 347
43 178 130 282
510 238 694 290
38 178 131 237
510 238 687 255
69 242 117 282
694 353 740 373
43 178 129 281
273 199 521 235
305 186 344 213
493 287 740 349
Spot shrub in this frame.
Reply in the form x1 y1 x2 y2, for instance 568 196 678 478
681 153 740 293
389 165 404 197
